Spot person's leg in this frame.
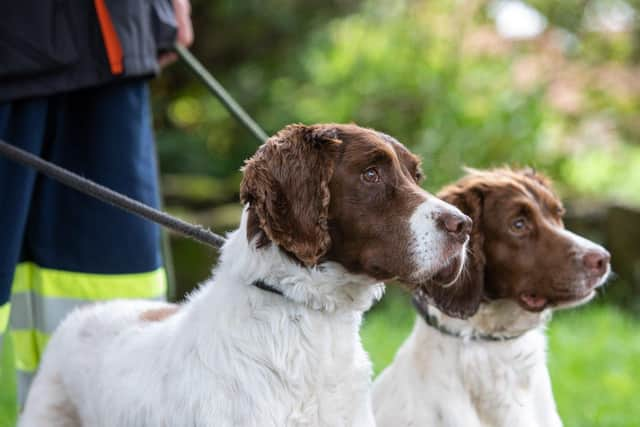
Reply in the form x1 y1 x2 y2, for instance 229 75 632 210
14 78 166 405
0 100 49 427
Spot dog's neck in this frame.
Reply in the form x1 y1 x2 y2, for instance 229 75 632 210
208 209 384 313
381 295 557 427
176 210 379 426
416 298 551 341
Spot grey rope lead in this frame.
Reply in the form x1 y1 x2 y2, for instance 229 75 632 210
174 44 269 143
0 139 226 249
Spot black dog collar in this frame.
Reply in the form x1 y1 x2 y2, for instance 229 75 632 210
412 296 525 342
251 279 285 297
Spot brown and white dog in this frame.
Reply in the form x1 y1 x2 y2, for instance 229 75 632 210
21 124 474 427
372 168 611 427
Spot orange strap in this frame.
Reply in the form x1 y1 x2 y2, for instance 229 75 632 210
94 0 124 75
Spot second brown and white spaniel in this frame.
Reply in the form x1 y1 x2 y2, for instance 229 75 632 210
373 168 611 427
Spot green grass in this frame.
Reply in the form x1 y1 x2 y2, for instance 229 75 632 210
548 305 640 427
361 288 640 427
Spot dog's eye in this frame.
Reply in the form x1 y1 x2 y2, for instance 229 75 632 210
555 206 566 217
362 167 381 183
511 217 527 233
414 171 424 182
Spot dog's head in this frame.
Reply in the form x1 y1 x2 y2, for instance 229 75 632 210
416 168 611 319
241 124 473 315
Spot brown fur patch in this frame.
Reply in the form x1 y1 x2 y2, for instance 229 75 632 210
241 124 341 266
140 305 180 322
323 126 426 281
50 374 81 426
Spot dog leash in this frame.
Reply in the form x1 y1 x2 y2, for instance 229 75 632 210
174 45 269 143
0 138 226 249
0 46 269 250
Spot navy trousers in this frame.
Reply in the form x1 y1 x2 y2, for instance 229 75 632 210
0 79 166 423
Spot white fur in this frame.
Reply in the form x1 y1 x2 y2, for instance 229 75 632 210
372 301 563 427
21 199 459 427
409 198 467 283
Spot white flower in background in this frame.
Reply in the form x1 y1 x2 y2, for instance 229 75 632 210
489 0 548 39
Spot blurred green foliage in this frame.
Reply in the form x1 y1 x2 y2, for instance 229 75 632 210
153 0 640 201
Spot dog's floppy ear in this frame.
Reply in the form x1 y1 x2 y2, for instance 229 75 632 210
240 124 342 266
418 184 486 319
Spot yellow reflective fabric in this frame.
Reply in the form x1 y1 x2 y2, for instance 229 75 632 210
10 330 49 373
0 303 9 333
9 262 167 381
0 328 18 427
12 262 167 299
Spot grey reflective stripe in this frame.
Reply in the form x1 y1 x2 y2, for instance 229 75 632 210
10 292 84 334
10 292 165 334
17 369 35 407
9 292 35 331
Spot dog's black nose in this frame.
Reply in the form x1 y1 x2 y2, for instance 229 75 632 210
583 249 610 277
439 212 472 241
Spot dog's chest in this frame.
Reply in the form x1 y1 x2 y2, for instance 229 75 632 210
458 334 547 426
275 311 372 426
193 306 373 427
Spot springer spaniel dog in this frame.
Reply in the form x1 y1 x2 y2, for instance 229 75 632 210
21 124 474 427
372 168 611 427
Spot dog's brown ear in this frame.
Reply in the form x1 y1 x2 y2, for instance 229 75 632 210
419 185 485 319
240 124 342 266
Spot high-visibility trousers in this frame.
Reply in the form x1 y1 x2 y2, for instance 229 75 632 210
0 80 166 427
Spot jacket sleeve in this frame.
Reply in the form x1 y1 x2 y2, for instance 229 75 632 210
152 0 179 53
105 0 178 75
